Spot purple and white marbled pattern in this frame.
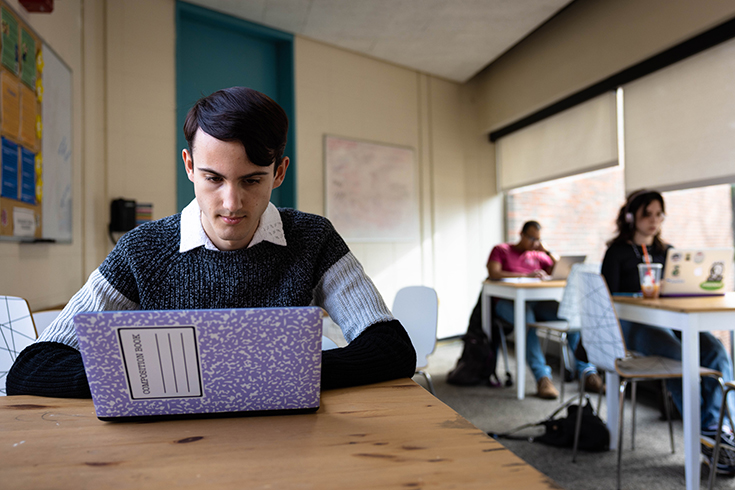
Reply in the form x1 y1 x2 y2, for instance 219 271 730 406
74 307 322 418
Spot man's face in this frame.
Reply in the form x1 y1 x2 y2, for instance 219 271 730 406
519 226 541 251
182 129 288 251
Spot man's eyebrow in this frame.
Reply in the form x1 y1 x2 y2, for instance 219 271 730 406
196 167 270 179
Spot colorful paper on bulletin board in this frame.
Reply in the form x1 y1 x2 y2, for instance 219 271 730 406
1 71 20 136
20 146 34 204
19 83 36 148
20 28 35 87
1 137 19 199
1 7 19 74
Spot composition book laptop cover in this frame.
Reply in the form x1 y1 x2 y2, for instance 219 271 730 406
74 307 323 421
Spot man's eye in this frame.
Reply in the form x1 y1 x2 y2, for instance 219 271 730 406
245 179 261 185
205 176 222 183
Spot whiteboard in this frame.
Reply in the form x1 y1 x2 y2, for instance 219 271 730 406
324 135 419 242
40 43 72 242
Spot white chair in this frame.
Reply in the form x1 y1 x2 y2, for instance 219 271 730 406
392 286 439 395
527 262 601 400
0 296 39 395
322 336 339 350
573 272 724 490
31 309 62 336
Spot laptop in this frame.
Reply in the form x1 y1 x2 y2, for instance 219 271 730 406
660 248 733 297
550 255 587 280
74 306 324 421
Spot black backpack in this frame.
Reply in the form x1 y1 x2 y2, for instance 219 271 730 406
446 295 512 387
534 401 610 452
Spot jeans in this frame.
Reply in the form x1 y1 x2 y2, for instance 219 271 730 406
495 299 595 382
620 320 734 429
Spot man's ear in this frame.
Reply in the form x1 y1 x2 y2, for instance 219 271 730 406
183 149 195 182
272 157 290 189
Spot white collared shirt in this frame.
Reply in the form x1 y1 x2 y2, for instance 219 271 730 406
179 199 287 252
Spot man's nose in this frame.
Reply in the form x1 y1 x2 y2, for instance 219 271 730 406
221 184 243 212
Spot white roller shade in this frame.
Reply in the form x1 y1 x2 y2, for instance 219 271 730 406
497 92 618 191
624 37 735 191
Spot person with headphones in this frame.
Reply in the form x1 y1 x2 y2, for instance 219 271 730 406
602 189 735 476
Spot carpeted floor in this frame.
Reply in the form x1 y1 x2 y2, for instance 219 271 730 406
418 338 735 490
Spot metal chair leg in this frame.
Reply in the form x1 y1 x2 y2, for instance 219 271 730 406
710 384 735 490
417 370 436 395
617 380 628 490
662 381 675 453
572 366 595 463
631 381 637 451
560 332 566 401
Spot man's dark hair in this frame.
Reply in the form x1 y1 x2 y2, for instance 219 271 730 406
184 87 288 169
521 221 541 234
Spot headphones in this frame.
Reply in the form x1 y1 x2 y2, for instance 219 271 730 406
623 189 650 227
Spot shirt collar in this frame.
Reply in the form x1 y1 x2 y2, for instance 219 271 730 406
179 199 287 252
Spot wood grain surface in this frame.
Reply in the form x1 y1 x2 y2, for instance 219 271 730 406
0 379 560 489
613 292 735 313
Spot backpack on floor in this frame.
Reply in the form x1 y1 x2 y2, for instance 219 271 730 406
534 401 609 452
446 295 511 387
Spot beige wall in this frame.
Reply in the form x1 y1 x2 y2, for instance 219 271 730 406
473 0 735 133
295 38 499 337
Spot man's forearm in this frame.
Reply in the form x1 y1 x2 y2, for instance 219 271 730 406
321 320 417 390
6 342 92 398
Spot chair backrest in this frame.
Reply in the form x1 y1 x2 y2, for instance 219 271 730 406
391 286 438 370
577 273 627 373
0 296 38 395
556 262 601 329
32 310 62 336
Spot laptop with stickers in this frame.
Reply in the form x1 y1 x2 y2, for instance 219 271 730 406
74 307 323 421
660 248 733 297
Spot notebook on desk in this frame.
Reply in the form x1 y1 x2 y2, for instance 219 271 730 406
74 307 324 421
660 248 733 297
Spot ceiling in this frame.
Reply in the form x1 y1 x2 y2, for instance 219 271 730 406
186 0 573 83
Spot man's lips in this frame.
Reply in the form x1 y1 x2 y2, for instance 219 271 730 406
220 215 244 225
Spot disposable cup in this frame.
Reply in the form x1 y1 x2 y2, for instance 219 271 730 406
637 263 662 299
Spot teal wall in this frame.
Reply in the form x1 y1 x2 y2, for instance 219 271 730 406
176 2 296 211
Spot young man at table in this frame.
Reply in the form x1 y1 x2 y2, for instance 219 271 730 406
488 221 602 399
602 189 735 475
6 87 416 398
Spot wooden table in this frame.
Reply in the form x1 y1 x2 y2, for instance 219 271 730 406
0 379 560 489
613 293 735 490
481 280 566 399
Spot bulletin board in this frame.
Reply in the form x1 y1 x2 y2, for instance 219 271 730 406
0 1 72 242
324 135 419 242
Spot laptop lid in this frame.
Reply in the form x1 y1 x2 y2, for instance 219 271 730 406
660 248 733 297
75 306 323 421
550 255 587 280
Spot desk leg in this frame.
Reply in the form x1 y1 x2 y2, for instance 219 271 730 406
481 286 491 340
515 290 526 400
606 371 620 451
682 318 701 490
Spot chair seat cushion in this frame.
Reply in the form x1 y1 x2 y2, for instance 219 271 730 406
527 320 575 332
615 356 721 379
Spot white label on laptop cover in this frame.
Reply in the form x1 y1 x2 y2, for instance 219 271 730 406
118 327 202 399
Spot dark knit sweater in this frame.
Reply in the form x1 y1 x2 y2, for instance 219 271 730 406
601 241 670 293
7 208 416 397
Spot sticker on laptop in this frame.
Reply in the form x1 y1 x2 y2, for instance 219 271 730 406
118 327 203 399
700 262 725 291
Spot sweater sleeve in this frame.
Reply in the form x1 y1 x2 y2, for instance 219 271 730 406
321 319 417 390
6 342 91 398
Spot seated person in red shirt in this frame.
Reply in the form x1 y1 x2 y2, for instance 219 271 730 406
488 221 602 399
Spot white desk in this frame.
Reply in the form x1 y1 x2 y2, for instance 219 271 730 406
613 293 735 490
481 280 566 400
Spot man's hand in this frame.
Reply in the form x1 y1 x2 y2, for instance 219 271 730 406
528 269 550 279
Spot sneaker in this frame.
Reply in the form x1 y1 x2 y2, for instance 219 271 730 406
701 426 735 476
584 372 605 394
536 377 559 400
